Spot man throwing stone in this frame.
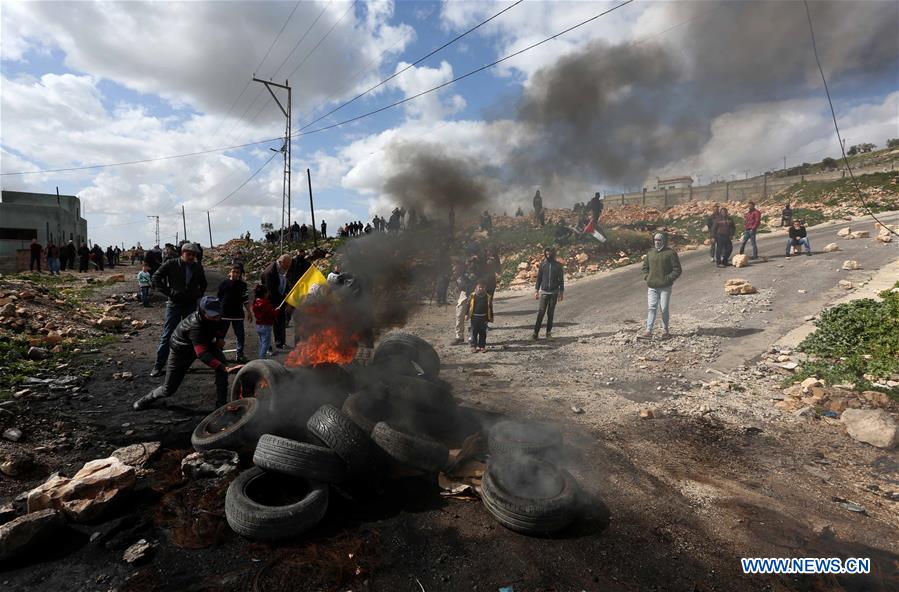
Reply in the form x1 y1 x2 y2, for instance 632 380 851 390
638 233 682 340
133 297 242 410
532 247 564 340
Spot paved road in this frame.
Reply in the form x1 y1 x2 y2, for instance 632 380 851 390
496 211 899 377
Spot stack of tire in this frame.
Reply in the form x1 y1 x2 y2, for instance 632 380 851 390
481 420 581 535
191 332 459 541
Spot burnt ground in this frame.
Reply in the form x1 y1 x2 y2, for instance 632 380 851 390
1 213 898 591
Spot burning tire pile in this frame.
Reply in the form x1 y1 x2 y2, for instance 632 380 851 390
188 332 583 541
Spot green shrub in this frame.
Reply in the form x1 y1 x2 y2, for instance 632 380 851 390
794 287 899 395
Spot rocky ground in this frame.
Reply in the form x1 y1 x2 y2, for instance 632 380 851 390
0 211 897 591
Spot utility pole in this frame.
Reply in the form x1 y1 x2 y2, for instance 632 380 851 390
743 169 750 179
253 77 291 254
206 211 213 248
307 168 317 248
175 232 179 244
146 215 160 246
783 156 787 172
181 205 187 243
697 174 702 186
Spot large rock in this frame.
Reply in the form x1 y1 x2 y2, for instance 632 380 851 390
575 253 589 264
96 316 123 329
823 243 840 253
1 452 34 477
841 260 860 270
26 347 48 360
731 254 749 268
849 231 869 239
112 442 161 468
841 409 899 449
27 457 136 522
838 280 855 290
836 227 851 238
724 278 757 295
0 509 65 561
109 274 126 282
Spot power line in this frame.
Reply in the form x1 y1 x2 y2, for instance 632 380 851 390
292 0 636 139
802 0 897 236
299 0 524 131
271 1 330 77
1 137 281 176
286 0 359 80
3 0 634 177
208 151 280 210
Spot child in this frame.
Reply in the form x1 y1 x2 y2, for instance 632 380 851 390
217 265 252 362
467 281 493 353
137 262 152 307
252 284 278 359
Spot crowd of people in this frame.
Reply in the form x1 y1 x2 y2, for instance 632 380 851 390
26 239 130 274
706 201 811 267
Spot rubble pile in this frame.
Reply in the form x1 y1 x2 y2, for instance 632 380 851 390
203 238 338 279
0 277 145 357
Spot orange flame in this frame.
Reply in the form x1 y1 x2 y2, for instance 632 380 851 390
285 327 359 367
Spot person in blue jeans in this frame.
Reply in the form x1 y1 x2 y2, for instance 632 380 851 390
638 233 682 339
785 220 812 257
137 262 152 307
150 243 207 377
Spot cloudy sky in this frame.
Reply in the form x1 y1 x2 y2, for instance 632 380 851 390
1 0 896 247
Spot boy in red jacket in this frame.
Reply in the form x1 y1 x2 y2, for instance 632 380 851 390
252 284 279 359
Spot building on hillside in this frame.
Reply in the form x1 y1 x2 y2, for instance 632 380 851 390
0 190 88 273
654 176 694 190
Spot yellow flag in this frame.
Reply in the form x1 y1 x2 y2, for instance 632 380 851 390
283 265 328 308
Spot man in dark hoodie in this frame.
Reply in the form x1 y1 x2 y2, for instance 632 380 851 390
638 233 682 339
532 246 564 340
133 296 242 410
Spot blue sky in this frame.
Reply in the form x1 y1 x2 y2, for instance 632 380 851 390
1 1 896 248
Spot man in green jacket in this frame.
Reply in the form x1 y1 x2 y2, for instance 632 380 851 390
638 233 682 339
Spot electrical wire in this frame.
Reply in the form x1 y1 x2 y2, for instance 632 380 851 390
2 0 634 176
802 0 897 236
291 0 636 138
298 0 524 131
286 1 359 79
208 151 280 210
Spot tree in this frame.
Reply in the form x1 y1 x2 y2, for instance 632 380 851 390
887 138 899 149
260 222 274 234
847 145 859 156
821 157 837 170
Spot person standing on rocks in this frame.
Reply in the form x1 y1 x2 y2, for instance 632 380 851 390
150 243 207 377
738 201 762 260
532 246 564 340
713 207 735 267
780 202 793 227
588 192 604 226
638 232 681 340
133 296 242 410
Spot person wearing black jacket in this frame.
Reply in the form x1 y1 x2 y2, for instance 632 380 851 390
133 297 242 410
263 253 310 349
150 243 207 376
786 220 812 256
61 240 76 271
77 243 90 272
533 246 564 340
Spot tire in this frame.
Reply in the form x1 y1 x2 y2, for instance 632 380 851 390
371 422 449 473
253 434 348 484
488 420 562 457
384 374 455 415
271 366 352 439
225 467 328 541
229 360 290 402
480 455 577 535
342 392 390 434
191 398 263 453
373 332 440 378
306 405 383 480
